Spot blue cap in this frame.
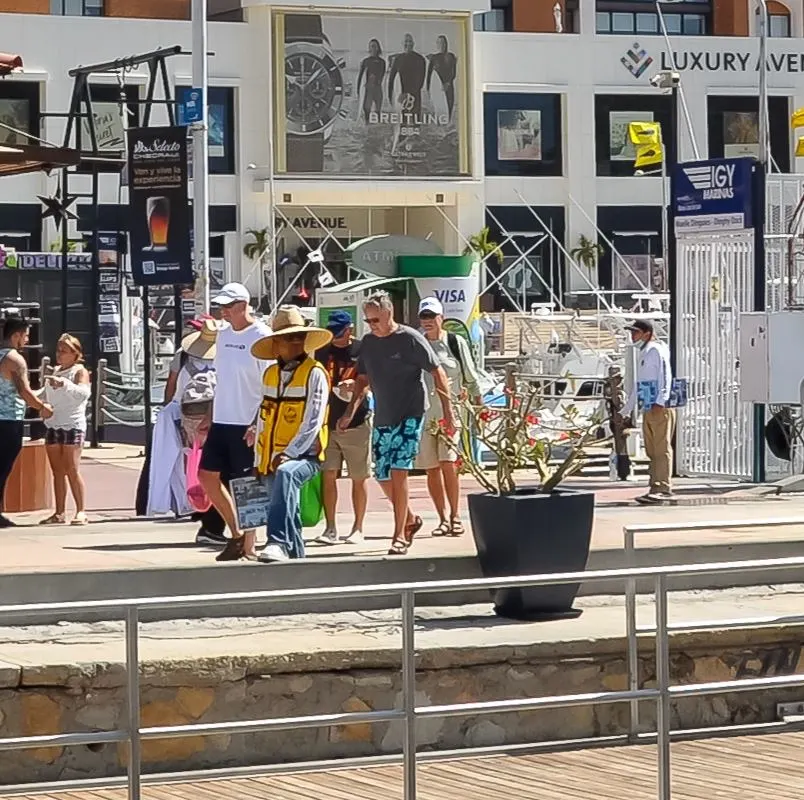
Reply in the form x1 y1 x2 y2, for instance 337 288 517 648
327 310 353 336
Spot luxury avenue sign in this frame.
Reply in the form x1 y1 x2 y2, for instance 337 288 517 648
622 42 804 77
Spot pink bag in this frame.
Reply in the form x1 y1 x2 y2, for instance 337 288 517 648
186 440 212 512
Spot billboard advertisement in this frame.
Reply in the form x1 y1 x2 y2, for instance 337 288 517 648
126 127 193 287
273 11 470 177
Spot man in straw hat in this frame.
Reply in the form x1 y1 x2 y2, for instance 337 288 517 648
232 305 332 564
199 283 271 561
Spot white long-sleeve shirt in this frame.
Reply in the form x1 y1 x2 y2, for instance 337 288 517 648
623 340 673 415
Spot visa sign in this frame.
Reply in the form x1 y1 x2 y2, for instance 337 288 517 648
414 277 479 328
433 288 466 304
673 157 754 235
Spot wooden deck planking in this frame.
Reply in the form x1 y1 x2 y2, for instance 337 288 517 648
7 732 804 800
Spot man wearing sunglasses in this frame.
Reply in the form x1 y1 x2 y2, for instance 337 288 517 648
198 283 271 561
338 291 455 556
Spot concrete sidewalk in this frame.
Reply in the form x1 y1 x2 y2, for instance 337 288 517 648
2 493 804 575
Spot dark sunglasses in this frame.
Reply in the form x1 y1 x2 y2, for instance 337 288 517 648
364 316 381 324
418 311 437 321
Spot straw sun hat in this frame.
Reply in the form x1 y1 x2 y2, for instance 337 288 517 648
180 319 219 360
251 305 332 360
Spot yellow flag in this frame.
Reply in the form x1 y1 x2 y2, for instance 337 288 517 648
635 142 664 169
792 108 804 129
796 136 804 157
628 121 662 146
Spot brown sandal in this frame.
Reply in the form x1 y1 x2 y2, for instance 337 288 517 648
448 518 465 537
215 538 254 562
388 538 409 556
431 520 450 537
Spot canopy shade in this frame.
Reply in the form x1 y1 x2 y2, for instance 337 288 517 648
0 143 81 177
0 53 23 76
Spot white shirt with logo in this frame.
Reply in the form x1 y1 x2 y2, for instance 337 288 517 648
212 320 272 426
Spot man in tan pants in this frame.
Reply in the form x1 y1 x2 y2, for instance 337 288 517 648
623 320 675 505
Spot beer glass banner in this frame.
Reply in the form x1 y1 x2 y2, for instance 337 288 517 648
273 11 471 177
126 127 193 287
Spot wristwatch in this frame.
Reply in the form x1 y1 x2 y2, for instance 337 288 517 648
283 14 346 173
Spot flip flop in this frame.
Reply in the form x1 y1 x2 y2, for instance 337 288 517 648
40 513 66 525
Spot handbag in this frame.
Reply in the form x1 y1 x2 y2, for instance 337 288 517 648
299 472 324 528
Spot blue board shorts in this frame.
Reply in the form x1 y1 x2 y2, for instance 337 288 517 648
372 416 424 482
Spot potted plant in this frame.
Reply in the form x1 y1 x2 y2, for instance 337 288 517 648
463 226 504 266
570 234 605 277
436 373 607 621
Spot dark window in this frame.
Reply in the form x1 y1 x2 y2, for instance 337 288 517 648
474 0 512 31
596 0 711 35
707 95 790 173
595 94 675 177
51 0 103 15
769 13 791 37
0 80 40 148
484 93 563 177
176 86 236 175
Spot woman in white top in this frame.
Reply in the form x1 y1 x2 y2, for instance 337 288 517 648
40 334 91 526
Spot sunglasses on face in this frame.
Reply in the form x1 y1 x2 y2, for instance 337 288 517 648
419 312 437 321
364 316 381 325
283 332 308 342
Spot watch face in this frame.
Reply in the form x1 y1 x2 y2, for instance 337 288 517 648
284 47 344 136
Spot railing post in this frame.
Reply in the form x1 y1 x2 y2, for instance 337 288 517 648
625 527 640 740
125 607 141 800
401 590 417 800
95 358 108 445
654 575 671 800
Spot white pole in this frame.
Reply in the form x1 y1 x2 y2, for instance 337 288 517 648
757 0 769 170
266 22 278 316
661 129 669 269
191 0 210 314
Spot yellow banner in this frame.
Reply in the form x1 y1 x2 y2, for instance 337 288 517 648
796 137 804 157
628 121 662 146
635 143 664 168
793 108 804 130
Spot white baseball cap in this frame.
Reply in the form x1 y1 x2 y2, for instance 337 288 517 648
211 282 250 306
418 297 444 316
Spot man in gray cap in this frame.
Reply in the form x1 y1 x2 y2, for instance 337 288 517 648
623 319 675 504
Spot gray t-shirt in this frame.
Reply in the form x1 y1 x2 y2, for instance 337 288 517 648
357 325 440 427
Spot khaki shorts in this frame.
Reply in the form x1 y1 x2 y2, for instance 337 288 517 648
322 419 372 480
415 428 460 471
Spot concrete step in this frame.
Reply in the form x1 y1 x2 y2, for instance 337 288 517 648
4 534 804 625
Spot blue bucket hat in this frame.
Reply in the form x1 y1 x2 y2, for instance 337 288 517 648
327 310 353 337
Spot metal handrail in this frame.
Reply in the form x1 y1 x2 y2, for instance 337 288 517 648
622 517 804 744
4 555 804 800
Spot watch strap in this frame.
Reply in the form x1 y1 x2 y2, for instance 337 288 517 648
287 133 324 173
285 14 323 41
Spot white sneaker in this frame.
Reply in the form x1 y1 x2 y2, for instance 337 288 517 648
259 544 290 563
314 526 339 545
341 530 364 546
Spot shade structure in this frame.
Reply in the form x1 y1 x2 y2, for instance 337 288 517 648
0 53 22 76
0 143 81 177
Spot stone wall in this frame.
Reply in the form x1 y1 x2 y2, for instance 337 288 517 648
2 629 804 786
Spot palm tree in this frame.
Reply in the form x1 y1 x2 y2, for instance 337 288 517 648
243 227 271 263
570 234 605 274
463 226 504 266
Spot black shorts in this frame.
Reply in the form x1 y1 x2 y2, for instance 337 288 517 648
199 423 254 482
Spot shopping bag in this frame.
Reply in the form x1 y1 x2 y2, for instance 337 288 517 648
186 440 212 512
300 472 324 528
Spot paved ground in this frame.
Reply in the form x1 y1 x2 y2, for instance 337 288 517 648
3 443 804 574
0 584 801 668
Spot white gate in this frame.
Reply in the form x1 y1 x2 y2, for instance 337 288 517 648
676 232 754 479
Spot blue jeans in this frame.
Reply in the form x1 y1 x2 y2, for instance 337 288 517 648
264 457 320 559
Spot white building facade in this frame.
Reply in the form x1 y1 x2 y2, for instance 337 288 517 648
0 1 802 320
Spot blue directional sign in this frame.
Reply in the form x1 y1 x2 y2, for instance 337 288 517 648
672 157 754 235
178 88 203 126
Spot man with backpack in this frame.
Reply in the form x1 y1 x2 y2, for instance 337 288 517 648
416 296 482 537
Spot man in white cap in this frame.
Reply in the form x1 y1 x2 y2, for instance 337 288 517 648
198 282 271 560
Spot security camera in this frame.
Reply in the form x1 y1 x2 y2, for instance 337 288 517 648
650 71 681 89
649 74 663 88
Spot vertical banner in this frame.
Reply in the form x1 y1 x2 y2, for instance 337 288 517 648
413 274 481 349
96 232 123 355
127 126 193 286
273 11 470 177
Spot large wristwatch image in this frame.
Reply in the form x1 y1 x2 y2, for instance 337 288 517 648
284 14 347 173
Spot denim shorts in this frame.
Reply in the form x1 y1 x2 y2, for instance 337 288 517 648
372 417 424 482
45 428 85 446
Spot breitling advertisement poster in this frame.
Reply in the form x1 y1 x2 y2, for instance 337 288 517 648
273 11 470 177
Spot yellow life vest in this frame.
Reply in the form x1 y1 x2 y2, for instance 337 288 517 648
255 356 329 474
